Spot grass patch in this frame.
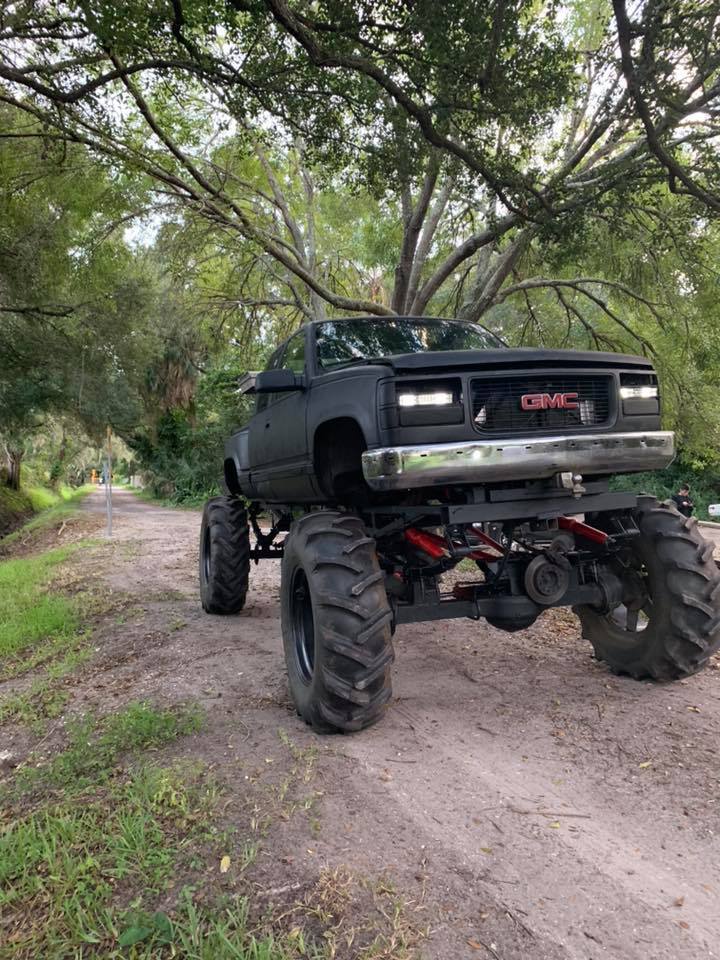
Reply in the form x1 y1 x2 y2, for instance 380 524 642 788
0 762 229 958
13 701 204 798
0 701 300 959
0 547 80 669
1 706 425 959
0 648 93 729
128 486 205 510
0 486 33 539
0 485 94 549
25 484 74 513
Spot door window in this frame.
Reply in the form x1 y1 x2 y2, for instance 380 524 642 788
283 331 306 374
256 344 286 412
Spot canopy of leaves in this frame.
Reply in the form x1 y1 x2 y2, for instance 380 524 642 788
1 0 719 495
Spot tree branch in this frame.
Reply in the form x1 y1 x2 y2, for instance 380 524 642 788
613 0 720 213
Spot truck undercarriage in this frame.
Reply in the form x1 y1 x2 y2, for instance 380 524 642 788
195 476 720 734
200 317 720 733
243 482 665 631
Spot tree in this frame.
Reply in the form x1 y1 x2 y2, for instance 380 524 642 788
0 109 164 484
3 0 716 334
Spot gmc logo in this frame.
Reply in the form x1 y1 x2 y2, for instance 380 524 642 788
521 392 579 411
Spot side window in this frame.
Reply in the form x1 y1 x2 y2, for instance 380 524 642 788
256 344 286 412
283 331 306 375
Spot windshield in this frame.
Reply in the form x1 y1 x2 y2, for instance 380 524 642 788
315 318 503 369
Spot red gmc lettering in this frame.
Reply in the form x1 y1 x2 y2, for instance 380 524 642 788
520 392 579 411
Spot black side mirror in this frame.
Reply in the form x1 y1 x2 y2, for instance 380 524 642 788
254 368 303 393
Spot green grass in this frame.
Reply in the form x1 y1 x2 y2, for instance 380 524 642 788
0 547 80 668
25 484 72 513
128 486 205 510
0 486 33 538
0 701 301 960
610 462 720 522
0 645 91 728
0 485 94 548
13 701 204 797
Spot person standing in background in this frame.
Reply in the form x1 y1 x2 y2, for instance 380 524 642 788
672 483 694 517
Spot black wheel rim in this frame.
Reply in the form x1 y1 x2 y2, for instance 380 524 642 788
201 525 212 584
290 568 315 683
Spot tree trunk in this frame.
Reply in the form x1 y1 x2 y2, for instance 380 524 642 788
6 449 22 490
51 428 68 489
458 229 534 322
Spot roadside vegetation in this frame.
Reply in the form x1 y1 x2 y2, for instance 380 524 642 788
0 527 423 959
0 484 87 540
0 485 95 551
612 463 720 522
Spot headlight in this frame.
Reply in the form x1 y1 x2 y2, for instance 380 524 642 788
398 391 454 407
620 373 660 415
395 378 464 426
620 385 658 400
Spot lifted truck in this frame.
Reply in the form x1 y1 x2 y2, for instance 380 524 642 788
199 316 720 733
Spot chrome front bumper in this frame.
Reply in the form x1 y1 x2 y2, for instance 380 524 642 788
361 431 675 491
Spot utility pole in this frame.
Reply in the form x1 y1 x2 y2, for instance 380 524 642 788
105 425 113 539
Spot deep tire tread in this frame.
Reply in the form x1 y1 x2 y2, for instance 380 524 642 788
199 497 250 615
577 498 720 680
280 510 394 733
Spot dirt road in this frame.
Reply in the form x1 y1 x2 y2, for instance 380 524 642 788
75 488 720 959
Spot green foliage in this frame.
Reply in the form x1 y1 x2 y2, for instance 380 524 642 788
0 546 79 665
0 698 298 959
1 1 719 495
0 486 33 538
130 349 256 503
13 702 204 796
0 485 94 549
0 110 148 444
611 461 720 523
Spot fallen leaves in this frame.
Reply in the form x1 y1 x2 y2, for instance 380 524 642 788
638 760 653 769
219 855 230 874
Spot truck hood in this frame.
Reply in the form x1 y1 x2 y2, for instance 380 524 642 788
382 347 654 373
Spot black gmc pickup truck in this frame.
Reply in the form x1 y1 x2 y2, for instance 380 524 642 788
199 316 720 733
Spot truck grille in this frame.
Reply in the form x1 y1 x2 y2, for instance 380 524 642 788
470 375 612 434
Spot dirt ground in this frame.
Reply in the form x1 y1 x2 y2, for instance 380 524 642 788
10 487 720 960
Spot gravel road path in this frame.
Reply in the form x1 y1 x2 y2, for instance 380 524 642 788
75 488 720 960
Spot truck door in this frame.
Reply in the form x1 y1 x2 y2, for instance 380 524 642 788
248 331 311 500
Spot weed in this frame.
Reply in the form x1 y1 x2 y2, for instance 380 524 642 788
276 728 320 817
0 764 235 959
12 701 204 797
0 547 80 668
268 867 427 960
0 647 93 729
0 485 94 549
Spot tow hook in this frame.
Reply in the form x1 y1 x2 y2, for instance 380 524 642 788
558 471 586 498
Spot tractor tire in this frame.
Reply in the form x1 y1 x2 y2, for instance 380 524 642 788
280 510 394 733
576 498 720 680
199 496 250 614
485 614 539 633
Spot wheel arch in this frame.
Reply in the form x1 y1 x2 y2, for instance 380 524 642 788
312 416 368 499
224 457 242 495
